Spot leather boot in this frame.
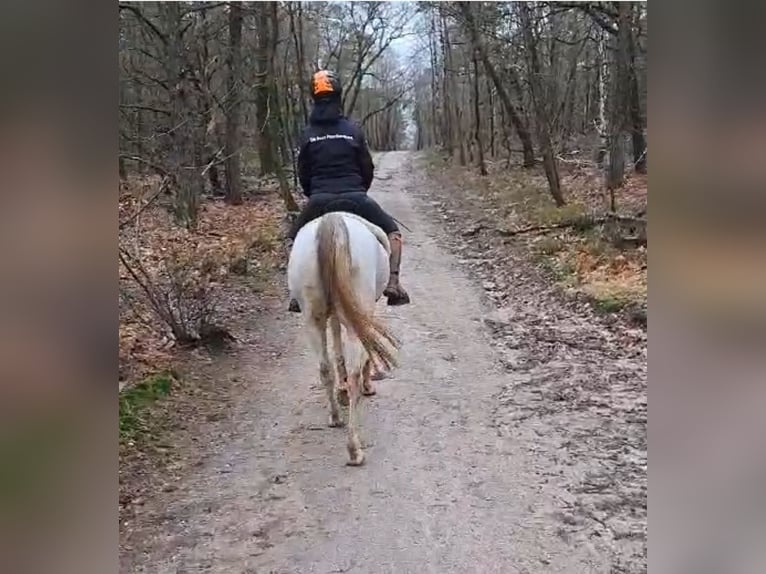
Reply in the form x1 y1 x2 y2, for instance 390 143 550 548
383 232 411 305
286 237 301 312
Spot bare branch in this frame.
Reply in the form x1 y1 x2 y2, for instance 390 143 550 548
119 104 171 116
119 176 171 229
119 4 169 45
182 2 226 15
360 88 409 126
119 154 168 176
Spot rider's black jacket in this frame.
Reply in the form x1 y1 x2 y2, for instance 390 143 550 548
297 98 374 197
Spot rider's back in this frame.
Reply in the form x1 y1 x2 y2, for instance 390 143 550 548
298 100 373 197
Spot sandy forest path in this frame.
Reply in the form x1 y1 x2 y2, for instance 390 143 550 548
120 152 646 574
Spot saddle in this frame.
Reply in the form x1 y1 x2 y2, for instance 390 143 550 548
320 199 390 253
321 197 363 218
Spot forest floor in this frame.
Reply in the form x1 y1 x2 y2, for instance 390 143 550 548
119 151 647 573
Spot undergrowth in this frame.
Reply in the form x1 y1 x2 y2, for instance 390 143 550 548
119 371 177 446
423 152 647 320
119 175 285 385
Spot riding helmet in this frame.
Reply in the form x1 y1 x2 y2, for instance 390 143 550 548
310 69 342 100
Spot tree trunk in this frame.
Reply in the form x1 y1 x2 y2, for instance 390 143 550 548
518 3 565 207
629 79 646 173
428 10 440 147
472 50 487 176
272 3 293 167
224 3 243 205
443 14 466 165
607 2 632 193
627 5 646 173
288 1 309 123
266 3 298 213
255 4 275 175
438 7 454 156
457 2 535 168
195 7 223 196
487 77 495 158
596 28 608 166
163 2 201 229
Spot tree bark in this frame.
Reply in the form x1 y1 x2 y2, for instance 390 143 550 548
267 3 299 213
288 1 309 123
627 5 646 173
255 3 276 175
195 7 222 196
518 3 565 206
487 76 495 158
438 6 454 156
163 2 201 229
607 2 632 193
224 3 243 205
596 28 608 166
472 50 487 175
428 10 440 147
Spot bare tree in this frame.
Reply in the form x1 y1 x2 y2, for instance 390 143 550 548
471 48 487 176
224 3 243 205
606 1 632 196
518 2 565 206
164 2 202 228
120 2 644 218
456 1 536 168
254 3 276 176
628 3 647 173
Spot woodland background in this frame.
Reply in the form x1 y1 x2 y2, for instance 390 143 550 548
118 1 647 388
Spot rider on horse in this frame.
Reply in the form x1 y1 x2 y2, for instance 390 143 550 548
287 69 411 312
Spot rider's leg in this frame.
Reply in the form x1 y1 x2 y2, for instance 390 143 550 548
383 230 410 305
356 195 410 306
287 194 328 241
287 195 329 313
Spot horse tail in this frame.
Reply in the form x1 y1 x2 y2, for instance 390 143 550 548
316 213 399 370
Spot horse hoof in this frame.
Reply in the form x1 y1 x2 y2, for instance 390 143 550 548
346 450 365 467
362 386 376 397
385 291 411 306
288 299 301 313
328 416 345 428
371 370 387 381
337 388 349 407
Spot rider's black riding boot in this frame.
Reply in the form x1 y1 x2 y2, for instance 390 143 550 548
286 234 302 313
383 231 411 305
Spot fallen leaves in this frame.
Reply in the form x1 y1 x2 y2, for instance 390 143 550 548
119 176 285 386
423 152 648 318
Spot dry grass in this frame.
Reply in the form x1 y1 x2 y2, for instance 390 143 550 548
119 175 285 386
425 152 647 315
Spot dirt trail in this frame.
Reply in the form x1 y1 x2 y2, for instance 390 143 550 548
121 152 645 573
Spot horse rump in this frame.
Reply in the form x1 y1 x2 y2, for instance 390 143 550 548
315 213 399 371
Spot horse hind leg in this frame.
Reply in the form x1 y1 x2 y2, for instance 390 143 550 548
345 369 365 466
330 315 349 407
362 357 376 397
322 363 343 428
342 334 367 466
305 312 342 427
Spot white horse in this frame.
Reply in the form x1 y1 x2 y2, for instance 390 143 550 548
287 211 400 465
